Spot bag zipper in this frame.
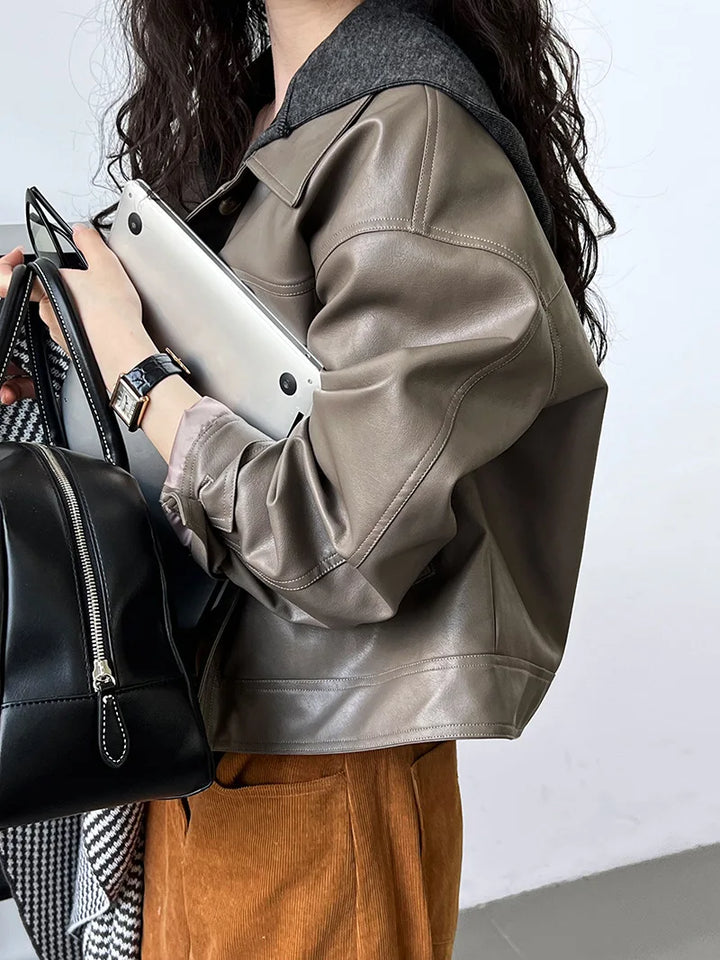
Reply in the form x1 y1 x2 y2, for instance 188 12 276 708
29 442 129 766
30 442 116 692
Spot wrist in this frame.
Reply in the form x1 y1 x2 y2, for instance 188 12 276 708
99 328 158 394
108 341 194 435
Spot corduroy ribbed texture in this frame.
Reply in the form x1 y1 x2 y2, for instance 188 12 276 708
140 740 462 959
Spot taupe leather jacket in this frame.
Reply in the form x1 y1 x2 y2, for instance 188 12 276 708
158 0 608 753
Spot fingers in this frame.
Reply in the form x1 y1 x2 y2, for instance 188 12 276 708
0 246 25 297
1 360 36 405
71 222 105 249
0 246 44 301
0 245 25 266
5 360 30 378
0 249 67 403
0 376 36 405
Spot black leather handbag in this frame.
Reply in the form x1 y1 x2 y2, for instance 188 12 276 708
0 256 215 828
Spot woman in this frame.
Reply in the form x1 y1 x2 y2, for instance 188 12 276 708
0 0 613 958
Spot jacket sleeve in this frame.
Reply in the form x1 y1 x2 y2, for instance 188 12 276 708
158 227 557 629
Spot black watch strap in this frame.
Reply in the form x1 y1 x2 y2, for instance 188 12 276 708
123 350 189 396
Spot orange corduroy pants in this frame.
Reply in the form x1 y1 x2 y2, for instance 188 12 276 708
140 739 463 960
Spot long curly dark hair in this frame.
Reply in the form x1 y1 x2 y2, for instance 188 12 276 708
90 0 615 363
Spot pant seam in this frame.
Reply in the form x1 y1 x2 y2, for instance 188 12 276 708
179 800 192 957
343 752 361 960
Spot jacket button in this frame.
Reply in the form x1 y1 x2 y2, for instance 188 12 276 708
218 196 241 215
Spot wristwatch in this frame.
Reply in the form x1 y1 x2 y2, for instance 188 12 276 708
109 347 191 431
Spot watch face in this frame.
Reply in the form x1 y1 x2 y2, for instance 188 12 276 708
111 378 143 429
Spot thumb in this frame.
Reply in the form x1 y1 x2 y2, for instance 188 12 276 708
0 245 24 272
71 221 107 261
0 247 25 298
71 221 99 244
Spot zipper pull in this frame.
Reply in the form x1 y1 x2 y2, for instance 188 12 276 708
93 657 129 767
97 692 130 768
92 658 116 691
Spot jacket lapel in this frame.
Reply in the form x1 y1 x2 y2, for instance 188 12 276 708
244 95 374 207
193 0 554 241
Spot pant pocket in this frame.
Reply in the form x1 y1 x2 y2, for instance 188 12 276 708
410 740 463 956
179 794 192 829
210 748 345 790
181 751 356 959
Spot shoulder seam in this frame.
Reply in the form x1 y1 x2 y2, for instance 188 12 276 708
314 222 562 408
349 303 549 568
411 85 437 231
315 221 554 308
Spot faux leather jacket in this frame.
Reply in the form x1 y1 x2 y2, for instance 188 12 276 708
157 0 608 753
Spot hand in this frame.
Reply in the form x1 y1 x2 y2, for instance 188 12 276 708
0 224 146 404
0 245 58 403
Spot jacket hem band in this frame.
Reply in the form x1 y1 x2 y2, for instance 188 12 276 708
200 654 554 753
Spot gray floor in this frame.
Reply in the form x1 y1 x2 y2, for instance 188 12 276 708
1 842 718 959
452 843 720 960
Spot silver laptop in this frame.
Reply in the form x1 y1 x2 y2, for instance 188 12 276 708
60 177 324 631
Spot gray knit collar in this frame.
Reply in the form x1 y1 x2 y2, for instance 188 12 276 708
243 0 555 242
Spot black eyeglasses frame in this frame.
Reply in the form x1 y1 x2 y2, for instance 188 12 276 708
25 186 88 270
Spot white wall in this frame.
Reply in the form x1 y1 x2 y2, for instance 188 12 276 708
0 0 118 226
459 0 720 906
1 0 718 915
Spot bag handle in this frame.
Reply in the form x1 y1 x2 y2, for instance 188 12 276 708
0 257 129 471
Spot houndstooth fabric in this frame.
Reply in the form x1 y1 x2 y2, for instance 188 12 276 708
66 802 146 959
0 320 147 960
